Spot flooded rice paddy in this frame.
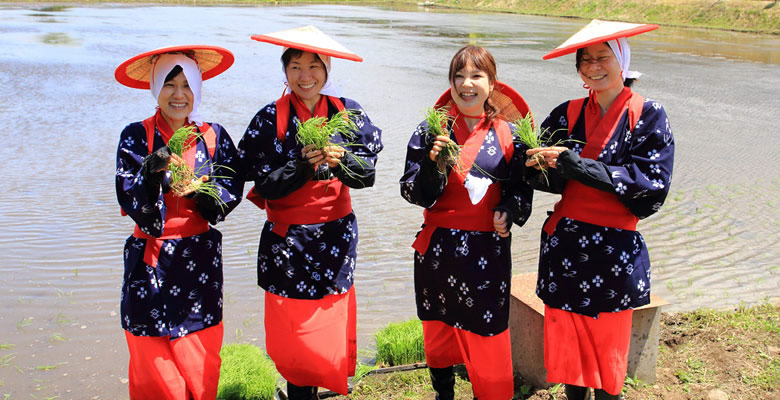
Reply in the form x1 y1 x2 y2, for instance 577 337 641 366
0 3 778 398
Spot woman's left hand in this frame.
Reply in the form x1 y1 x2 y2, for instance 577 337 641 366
526 146 569 169
493 210 510 238
322 145 345 168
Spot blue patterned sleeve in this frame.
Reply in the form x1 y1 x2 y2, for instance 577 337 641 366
503 122 534 226
331 98 383 189
115 123 166 236
238 102 314 200
195 123 244 224
399 120 447 208
607 101 675 218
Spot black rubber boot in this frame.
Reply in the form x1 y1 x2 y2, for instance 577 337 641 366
594 388 623 400
565 384 591 400
286 382 319 400
429 366 455 400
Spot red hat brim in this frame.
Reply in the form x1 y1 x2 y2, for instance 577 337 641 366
543 21 659 60
251 34 363 62
114 45 234 89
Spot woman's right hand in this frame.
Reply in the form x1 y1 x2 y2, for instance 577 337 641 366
526 146 569 170
429 135 451 162
302 144 326 169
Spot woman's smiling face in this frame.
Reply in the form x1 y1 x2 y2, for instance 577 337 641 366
450 61 493 117
578 43 623 93
285 51 327 106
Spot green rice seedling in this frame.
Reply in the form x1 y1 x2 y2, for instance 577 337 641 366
296 109 358 150
35 365 56 371
424 107 461 175
166 126 233 208
218 343 279 400
0 354 15 367
295 109 373 183
0 344 14 350
353 361 378 381
48 334 66 344
512 113 575 184
375 319 425 367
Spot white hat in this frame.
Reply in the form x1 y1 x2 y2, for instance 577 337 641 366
543 19 658 60
251 25 362 62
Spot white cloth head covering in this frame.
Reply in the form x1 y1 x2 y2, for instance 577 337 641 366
606 37 642 80
281 48 342 98
150 53 204 126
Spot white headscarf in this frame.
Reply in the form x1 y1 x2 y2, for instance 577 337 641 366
606 37 642 80
149 53 204 126
281 48 342 98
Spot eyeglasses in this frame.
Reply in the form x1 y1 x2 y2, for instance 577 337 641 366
580 55 613 65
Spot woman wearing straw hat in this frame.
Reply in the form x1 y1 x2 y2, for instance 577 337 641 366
114 45 243 399
525 20 675 400
400 45 534 400
238 26 383 399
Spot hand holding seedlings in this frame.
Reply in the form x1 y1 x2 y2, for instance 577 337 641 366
493 210 510 238
526 146 569 170
428 135 452 162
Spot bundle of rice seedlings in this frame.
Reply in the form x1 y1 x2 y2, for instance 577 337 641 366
295 109 358 151
512 113 575 184
424 107 460 174
295 109 372 181
166 126 231 207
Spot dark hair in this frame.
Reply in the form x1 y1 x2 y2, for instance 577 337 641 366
281 48 328 81
448 45 499 121
575 46 635 88
164 65 183 83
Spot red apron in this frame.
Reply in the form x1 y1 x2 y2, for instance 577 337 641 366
130 111 217 268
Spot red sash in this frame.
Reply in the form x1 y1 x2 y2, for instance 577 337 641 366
130 111 216 267
412 110 513 254
246 93 352 236
543 88 645 236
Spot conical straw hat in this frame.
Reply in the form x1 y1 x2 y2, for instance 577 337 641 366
115 45 234 89
543 19 658 60
251 25 363 62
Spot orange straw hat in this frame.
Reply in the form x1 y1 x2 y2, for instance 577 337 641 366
543 19 658 60
114 45 234 89
251 25 363 62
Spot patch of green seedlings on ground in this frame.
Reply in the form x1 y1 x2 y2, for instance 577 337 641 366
167 126 233 208
424 107 461 176
217 343 278 400
295 109 371 183
375 319 425 367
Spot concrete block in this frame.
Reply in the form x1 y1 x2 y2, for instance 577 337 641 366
509 273 668 387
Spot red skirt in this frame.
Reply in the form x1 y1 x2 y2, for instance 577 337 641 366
265 287 357 395
544 306 633 395
423 320 514 400
124 322 223 400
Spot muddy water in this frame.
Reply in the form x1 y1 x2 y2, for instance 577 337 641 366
0 4 778 398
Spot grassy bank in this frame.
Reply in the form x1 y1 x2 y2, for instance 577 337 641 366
332 304 779 400
424 0 780 35
8 0 780 34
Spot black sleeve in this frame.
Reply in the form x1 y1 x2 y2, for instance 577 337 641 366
556 150 614 193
